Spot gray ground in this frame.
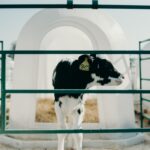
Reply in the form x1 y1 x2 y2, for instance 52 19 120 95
0 135 150 150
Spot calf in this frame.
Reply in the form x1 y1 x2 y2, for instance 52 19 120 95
52 54 124 150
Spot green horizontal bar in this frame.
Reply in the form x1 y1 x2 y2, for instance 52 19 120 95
1 50 150 55
141 57 150 61
0 128 150 134
5 89 150 94
141 78 150 81
0 4 150 10
143 114 150 120
142 98 150 102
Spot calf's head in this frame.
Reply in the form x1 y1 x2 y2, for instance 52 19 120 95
78 54 124 86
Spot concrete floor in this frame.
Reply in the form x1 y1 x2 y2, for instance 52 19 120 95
0 144 150 150
0 134 150 150
0 145 149 150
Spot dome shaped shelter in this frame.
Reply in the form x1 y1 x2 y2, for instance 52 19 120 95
7 9 143 149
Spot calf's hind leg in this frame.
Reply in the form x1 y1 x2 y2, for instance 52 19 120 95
72 104 85 150
55 101 67 150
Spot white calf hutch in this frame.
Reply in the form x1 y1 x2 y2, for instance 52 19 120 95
0 9 144 149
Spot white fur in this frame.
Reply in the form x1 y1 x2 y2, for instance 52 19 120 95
55 96 84 150
55 74 123 150
86 73 104 89
108 75 123 86
86 73 123 88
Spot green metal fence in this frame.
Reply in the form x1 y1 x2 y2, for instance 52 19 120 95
0 50 150 134
1 0 150 135
139 39 150 128
0 41 3 98
0 41 3 127
0 0 150 9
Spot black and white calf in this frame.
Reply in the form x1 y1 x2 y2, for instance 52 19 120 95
52 54 124 150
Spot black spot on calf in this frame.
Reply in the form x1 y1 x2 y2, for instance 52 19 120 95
77 109 81 114
59 101 62 107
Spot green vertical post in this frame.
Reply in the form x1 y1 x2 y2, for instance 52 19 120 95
1 41 3 51
0 41 4 128
92 0 98 9
139 41 143 128
67 0 73 9
1 52 6 130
